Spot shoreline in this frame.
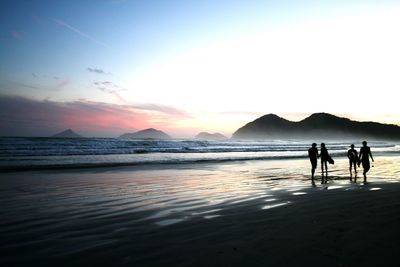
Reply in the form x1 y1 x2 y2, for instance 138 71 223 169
1 153 398 172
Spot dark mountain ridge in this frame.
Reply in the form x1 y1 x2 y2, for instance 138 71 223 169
232 113 400 140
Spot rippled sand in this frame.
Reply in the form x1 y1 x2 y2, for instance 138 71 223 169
1 157 400 266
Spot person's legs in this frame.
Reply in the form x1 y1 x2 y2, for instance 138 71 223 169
322 160 328 183
349 160 353 177
321 160 327 173
311 160 317 180
362 161 370 183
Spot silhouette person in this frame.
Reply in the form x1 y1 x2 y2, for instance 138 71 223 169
320 143 330 182
347 144 358 179
308 143 319 182
358 141 374 183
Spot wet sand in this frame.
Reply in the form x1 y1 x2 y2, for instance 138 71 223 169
129 183 400 267
1 158 400 266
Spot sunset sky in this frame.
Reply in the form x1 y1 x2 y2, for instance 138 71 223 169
1 0 400 138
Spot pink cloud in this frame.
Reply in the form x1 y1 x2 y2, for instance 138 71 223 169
0 95 191 137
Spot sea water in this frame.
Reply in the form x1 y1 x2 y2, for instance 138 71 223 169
0 137 398 169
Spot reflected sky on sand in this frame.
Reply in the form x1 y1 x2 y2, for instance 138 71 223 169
369 187 382 191
261 202 290 210
2 156 400 229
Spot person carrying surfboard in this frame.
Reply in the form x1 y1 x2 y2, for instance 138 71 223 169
320 143 333 183
347 144 358 179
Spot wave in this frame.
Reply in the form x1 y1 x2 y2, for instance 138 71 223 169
0 154 311 171
0 137 396 157
0 137 398 171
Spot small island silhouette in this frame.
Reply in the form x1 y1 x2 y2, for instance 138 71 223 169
119 128 171 139
52 129 82 138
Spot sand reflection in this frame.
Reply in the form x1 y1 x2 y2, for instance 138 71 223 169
261 202 290 210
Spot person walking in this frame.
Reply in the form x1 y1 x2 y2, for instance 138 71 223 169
358 141 374 183
320 143 329 174
347 144 358 179
320 143 332 183
308 143 319 182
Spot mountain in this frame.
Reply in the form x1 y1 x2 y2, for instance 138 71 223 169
119 128 171 139
232 114 296 139
232 113 400 140
52 129 82 138
195 132 228 140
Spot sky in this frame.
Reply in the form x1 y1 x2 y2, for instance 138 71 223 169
1 0 400 138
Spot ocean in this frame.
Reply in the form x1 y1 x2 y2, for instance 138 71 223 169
0 137 398 170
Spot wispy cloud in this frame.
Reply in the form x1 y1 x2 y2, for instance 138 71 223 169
9 74 69 91
30 73 64 82
51 80 70 91
130 103 191 118
53 18 109 48
9 80 40 90
87 67 106 74
93 81 127 103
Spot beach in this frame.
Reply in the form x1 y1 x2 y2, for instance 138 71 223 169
1 156 400 267
4 1 400 266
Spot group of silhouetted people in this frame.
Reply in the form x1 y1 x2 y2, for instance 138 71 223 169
308 141 374 184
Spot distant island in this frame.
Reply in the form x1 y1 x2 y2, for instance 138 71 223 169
232 113 400 140
195 132 228 140
52 129 82 138
119 128 171 139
